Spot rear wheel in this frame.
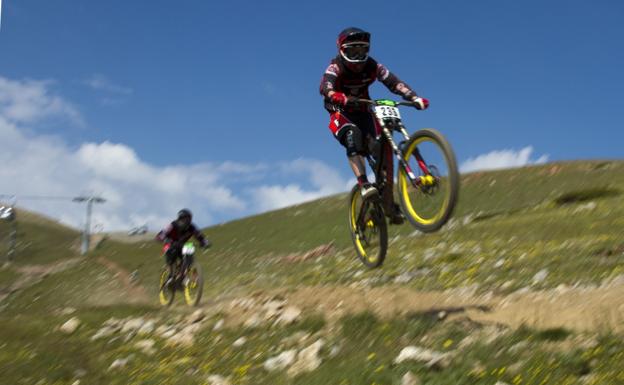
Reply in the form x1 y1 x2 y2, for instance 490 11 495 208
158 265 175 306
184 262 204 306
398 128 459 232
348 185 388 268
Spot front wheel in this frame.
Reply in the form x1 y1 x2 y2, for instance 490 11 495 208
348 185 388 268
398 128 459 233
184 262 204 306
158 265 175 306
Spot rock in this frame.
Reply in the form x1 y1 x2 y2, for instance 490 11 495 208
91 326 118 340
401 371 422 385
532 269 548 285
70 380 80 385
328 345 341 358
232 337 247 348
213 319 224 331
187 309 205 324
494 258 505 268
109 355 132 370
394 346 450 369
281 331 310 347
264 299 287 319
158 326 177 339
288 339 324 376
603 274 624 288
394 272 414 284
60 317 81 334
263 350 297 371
275 306 301 325
103 317 123 328
164 324 200 347
555 284 570 294
461 214 474 226
60 307 76 315
457 334 477 350
206 374 231 385
121 318 145 334
422 248 438 261
244 313 263 328
500 280 514 290
507 341 529 355
134 339 156 355
167 332 195 347
573 201 597 213
494 382 511 385
138 320 156 335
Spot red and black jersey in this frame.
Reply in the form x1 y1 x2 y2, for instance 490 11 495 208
319 56 417 112
156 221 207 247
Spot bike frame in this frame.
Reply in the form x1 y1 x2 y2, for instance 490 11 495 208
362 101 432 192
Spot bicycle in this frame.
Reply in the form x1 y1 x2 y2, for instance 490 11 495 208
348 98 459 267
158 241 204 306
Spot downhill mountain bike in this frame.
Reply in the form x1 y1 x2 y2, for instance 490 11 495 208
158 241 204 306
348 99 459 267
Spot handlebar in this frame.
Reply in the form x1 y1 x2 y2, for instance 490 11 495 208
351 98 420 108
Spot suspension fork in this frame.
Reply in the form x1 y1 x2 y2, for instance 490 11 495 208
397 124 431 175
380 124 421 186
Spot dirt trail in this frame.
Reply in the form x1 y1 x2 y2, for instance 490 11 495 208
206 283 624 333
95 256 150 303
0 257 85 303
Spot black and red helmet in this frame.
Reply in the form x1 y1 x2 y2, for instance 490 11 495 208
176 208 192 230
337 27 371 63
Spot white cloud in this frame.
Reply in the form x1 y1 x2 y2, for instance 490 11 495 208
249 158 354 212
0 76 83 126
0 75 352 231
460 146 549 173
83 74 133 95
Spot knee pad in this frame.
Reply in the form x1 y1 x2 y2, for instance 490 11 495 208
342 126 366 157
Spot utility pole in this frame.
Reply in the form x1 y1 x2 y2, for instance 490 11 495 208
73 196 106 255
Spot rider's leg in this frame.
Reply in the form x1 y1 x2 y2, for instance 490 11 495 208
330 112 378 198
164 247 177 285
342 127 377 198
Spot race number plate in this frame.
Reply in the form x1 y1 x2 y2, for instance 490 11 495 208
374 105 401 120
182 242 196 255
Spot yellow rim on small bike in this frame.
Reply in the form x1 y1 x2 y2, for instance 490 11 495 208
399 136 451 226
184 265 202 305
159 268 172 305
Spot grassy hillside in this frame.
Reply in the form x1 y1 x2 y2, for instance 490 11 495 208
1 160 623 385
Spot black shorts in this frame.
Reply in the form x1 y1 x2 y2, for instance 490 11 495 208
334 111 377 145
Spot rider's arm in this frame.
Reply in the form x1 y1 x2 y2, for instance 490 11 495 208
190 225 210 248
376 63 418 100
319 63 340 98
155 224 174 243
319 63 350 106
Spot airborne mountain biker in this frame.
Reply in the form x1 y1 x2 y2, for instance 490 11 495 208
156 209 210 285
319 27 429 224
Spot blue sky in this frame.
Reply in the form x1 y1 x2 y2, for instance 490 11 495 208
1 0 623 230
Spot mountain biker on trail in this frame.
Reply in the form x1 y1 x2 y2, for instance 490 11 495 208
156 209 210 284
319 27 429 224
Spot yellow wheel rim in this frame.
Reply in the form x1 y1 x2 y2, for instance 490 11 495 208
184 268 199 305
350 193 368 258
159 269 171 305
399 136 451 225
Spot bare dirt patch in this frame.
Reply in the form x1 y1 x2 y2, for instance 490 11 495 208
200 283 624 333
